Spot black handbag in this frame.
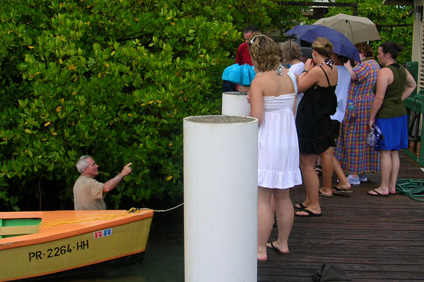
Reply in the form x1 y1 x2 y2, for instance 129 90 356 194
312 263 351 282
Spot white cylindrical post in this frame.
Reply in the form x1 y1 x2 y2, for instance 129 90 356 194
184 115 258 282
222 92 251 116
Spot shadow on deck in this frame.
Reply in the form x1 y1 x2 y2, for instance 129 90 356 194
258 152 424 282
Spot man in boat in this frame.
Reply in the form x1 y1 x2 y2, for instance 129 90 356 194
73 155 132 210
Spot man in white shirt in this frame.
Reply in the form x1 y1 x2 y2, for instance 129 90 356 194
73 155 132 210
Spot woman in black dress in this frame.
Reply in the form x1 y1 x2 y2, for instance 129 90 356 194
295 37 338 217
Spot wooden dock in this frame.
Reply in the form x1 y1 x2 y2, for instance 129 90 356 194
258 152 424 282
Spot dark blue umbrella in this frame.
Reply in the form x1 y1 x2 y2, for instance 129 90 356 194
285 24 360 62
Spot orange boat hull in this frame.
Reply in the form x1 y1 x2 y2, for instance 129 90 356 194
0 209 154 281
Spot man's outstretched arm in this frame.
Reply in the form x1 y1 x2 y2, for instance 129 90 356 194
103 163 132 193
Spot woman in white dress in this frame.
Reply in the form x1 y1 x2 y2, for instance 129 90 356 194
248 35 302 262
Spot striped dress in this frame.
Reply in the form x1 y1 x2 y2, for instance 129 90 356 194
335 59 381 174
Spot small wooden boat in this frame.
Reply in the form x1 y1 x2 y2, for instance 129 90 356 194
0 208 154 281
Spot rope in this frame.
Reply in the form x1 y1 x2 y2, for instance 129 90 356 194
153 202 184 212
129 203 184 213
41 204 184 228
396 179 424 201
41 210 139 228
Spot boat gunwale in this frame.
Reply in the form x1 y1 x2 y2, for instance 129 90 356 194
0 209 154 249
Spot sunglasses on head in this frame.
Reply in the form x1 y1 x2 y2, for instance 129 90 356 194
249 35 263 45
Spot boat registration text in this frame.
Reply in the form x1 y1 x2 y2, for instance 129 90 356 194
29 240 89 262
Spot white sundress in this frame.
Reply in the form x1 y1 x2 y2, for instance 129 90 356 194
257 72 303 189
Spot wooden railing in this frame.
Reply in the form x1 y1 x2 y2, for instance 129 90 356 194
403 89 424 166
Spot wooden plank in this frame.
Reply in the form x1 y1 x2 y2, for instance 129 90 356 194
0 225 40 236
258 152 424 281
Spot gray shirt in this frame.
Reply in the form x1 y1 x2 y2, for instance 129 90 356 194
73 175 106 210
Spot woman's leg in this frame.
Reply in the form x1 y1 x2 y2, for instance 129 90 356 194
315 156 323 176
296 153 321 215
333 156 351 189
319 147 335 195
389 150 400 194
269 189 293 253
368 150 391 195
257 187 273 260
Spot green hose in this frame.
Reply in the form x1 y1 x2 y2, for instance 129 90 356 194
396 179 424 201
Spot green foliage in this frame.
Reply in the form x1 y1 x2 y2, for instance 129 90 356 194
0 0 414 211
0 0 240 210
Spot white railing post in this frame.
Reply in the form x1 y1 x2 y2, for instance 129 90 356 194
184 115 258 282
222 92 251 116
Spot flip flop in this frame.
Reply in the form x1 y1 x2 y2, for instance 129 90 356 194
295 208 322 217
367 189 389 197
332 187 353 196
315 165 322 176
266 242 290 255
294 202 307 209
319 190 333 197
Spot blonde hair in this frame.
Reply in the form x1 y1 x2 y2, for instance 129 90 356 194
252 31 262 37
312 37 333 59
282 40 302 62
248 35 281 73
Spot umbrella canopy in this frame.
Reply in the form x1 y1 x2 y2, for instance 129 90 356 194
285 25 360 62
313 13 381 44
222 63 256 86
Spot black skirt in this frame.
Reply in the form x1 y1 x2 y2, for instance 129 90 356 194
296 84 337 154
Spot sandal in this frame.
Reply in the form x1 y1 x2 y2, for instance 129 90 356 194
332 187 353 196
294 202 307 209
295 208 322 217
315 165 322 176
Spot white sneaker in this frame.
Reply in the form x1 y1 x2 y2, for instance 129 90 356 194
359 174 368 182
347 175 360 185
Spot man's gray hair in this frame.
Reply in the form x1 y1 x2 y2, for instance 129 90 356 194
76 155 91 173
